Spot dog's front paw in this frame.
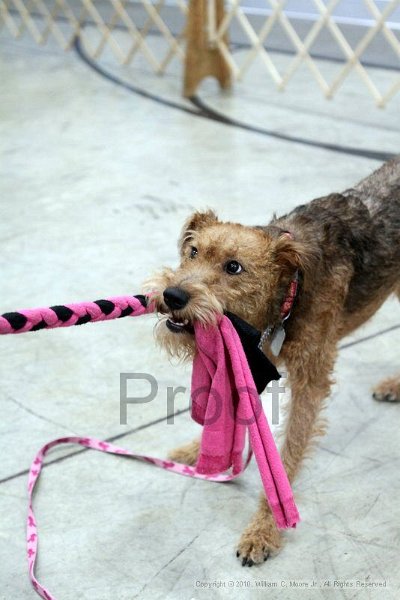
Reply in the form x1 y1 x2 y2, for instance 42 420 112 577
167 438 200 466
373 376 400 402
236 519 282 566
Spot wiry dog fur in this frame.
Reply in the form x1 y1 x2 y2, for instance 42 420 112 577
145 157 400 566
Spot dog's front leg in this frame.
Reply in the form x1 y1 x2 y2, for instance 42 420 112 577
237 341 337 566
168 438 200 465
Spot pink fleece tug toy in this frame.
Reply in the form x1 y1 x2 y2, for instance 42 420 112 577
2 293 300 600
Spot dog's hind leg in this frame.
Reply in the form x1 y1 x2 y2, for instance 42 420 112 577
372 286 400 403
373 376 400 402
237 328 338 566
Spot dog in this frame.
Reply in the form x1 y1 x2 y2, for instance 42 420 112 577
146 157 400 566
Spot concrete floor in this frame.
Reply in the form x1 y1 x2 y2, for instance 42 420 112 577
0 26 399 600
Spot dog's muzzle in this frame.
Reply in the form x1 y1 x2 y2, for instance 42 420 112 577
163 287 190 310
163 287 193 333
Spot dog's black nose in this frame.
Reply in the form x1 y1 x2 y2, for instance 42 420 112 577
163 287 190 310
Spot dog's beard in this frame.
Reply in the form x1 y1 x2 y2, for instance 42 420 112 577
143 269 224 362
153 318 196 361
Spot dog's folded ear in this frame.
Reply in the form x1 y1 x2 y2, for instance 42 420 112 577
179 210 218 253
273 234 314 275
255 225 312 273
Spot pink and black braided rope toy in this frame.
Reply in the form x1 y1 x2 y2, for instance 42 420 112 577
0 294 150 334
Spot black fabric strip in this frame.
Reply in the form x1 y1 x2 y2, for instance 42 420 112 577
2 312 28 330
134 294 147 308
94 299 115 315
31 320 47 331
225 311 280 394
73 36 395 163
50 305 74 322
75 314 92 326
118 306 134 318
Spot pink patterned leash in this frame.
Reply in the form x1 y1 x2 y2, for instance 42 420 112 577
0 294 150 334
27 436 253 600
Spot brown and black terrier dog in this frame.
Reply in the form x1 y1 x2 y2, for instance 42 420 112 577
147 157 400 566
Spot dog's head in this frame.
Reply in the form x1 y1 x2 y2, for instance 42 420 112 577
145 210 305 360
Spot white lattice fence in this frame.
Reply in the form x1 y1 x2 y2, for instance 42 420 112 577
1 0 400 104
210 0 400 107
0 0 187 73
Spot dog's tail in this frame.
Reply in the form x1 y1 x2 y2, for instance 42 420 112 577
353 156 400 217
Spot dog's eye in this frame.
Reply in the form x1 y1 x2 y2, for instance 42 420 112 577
224 260 243 275
190 246 198 259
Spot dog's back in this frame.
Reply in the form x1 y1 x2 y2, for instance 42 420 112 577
344 157 400 295
353 156 400 215
275 157 400 326
346 158 400 315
